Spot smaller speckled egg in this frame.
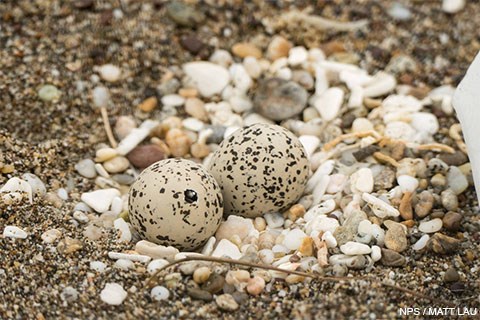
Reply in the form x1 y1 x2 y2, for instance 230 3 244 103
207 123 310 218
128 159 223 250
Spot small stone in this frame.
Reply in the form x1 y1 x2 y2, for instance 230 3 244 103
387 2 412 21
74 159 97 179
190 143 210 159
92 86 110 108
283 228 307 251
166 1 205 27
193 267 211 285
113 218 131 243
187 288 213 301
151 286 170 301
415 191 434 218
427 233 460 254
362 193 400 218
212 239 242 259
183 62 230 97
322 231 338 248
127 145 165 169
442 211 462 231
38 85 61 102
201 273 225 294
267 36 292 61
288 46 308 66
103 156 129 173
90 261 107 272
418 218 443 233
215 215 255 241
83 224 103 240
340 241 372 255
442 0 465 14
441 189 458 211
138 97 157 112
61 286 79 303
438 151 468 166
114 116 137 140
81 188 120 213
253 78 308 121
135 240 179 261
371 245 382 262
185 98 208 121
246 276 265 296
73 0 94 9
412 234 430 251
243 56 262 79
374 167 396 190
180 35 204 54
41 229 62 243
101 283 127 305
314 87 344 122
3 226 28 239
216 294 239 311
350 168 374 193
165 128 191 157
384 221 407 252
397 175 419 193
380 248 406 267
21 173 46 197
98 64 121 82
329 254 368 270
444 267 460 282
264 212 284 229
446 166 468 195
115 259 134 270
399 191 413 220
333 211 366 246
232 42 262 59
147 259 169 274
57 237 83 254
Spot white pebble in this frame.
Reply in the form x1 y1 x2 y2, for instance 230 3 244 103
111 196 123 216
108 252 152 263
75 159 97 178
447 166 469 195
283 228 307 251
100 283 127 305
209 49 233 67
21 173 46 197
413 234 430 251
410 112 439 135
298 135 320 157
351 168 374 193
351 118 373 133
397 175 419 193
258 249 275 264
371 245 382 262
92 86 110 108
113 218 131 243
161 94 185 107
362 193 400 218
442 0 465 13
243 56 261 78
115 120 159 156
73 210 89 223
288 46 308 66
98 64 121 82
1 177 33 204
211 239 242 259
314 87 344 122
183 62 230 97
418 218 443 233
264 212 284 229
340 241 372 255
321 231 337 248
80 188 121 213
147 259 169 275
90 261 107 272
305 215 339 235
230 63 252 93
41 229 62 243
3 226 28 239
229 95 253 113
182 117 204 132
363 72 396 97
115 259 135 270
151 286 170 301
57 188 68 200
135 240 179 261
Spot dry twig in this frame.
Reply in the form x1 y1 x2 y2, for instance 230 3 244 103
100 107 118 148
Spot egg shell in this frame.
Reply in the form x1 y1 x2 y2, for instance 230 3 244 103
207 123 309 218
128 159 223 250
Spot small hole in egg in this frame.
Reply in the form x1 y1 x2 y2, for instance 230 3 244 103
184 189 198 203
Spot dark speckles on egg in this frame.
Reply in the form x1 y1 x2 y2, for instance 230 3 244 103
206 123 309 218
128 159 223 251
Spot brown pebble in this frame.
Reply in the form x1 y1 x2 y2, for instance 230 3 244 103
180 35 204 54
320 41 345 56
465 250 475 261
187 288 213 302
427 233 460 255
438 151 468 166
384 221 407 252
400 220 415 228
442 211 462 231
138 97 158 112
165 128 191 157
380 248 406 267
190 143 210 159
287 203 306 221
57 237 83 254
352 145 379 162
414 190 434 218
1 164 15 174
399 191 413 220
201 273 225 294
266 36 292 61
178 88 198 98
127 144 165 169
232 42 262 59
298 237 314 256
390 142 405 160
444 267 460 283
185 98 208 122
73 0 94 9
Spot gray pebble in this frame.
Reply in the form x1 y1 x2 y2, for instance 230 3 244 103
201 273 225 294
187 287 213 301
75 159 97 179
111 174 136 186
444 267 460 283
166 1 205 27
206 125 226 144
380 248 406 267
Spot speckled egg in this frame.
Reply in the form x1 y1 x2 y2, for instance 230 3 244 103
128 159 223 250
207 123 309 218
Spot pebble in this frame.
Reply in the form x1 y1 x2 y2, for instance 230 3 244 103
380 248 406 267
298 135 320 158
415 191 434 218
81 188 120 213
151 286 170 301
138 97 157 112
442 0 465 14
410 112 439 135
100 283 127 305
193 267 211 284
371 245 382 262
115 259 134 270
215 294 239 311
187 287 213 301
1 177 33 204
340 241 372 255
166 1 205 27
446 166 468 195
3 226 28 239
116 120 159 155
438 151 468 166
444 267 460 282
201 273 225 294
103 156 129 173
41 229 62 243
98 64 121 82
322 231 338 248
83 225 102 240
215 215 255 241
212 239 242 259
267 36 292 61
397 175 418 193
108 252 151 263
232 42 262 59
38 85 61 102
90 261 107 272
362 193 400 218
127 144 165 169
113 218 131 242
351 168 374 193
418 218 443 233
332 211 365 245
288 46 308 66
246 276 265 296
21 173 47 196
162 94 185 107
387 2 412 21
253 78 308 121
441 189 459 211
427 233 460 254
183 62 230 97
244 57 262 79
92 86 110 108
165 128 191 157
135 240 179 261
442 211 462 231
283 228 307 251
412 234 430 251
180 35 204 54
264 212 285 229
185 98 209 121
183 117 205 131
314 87 344 122
329 254 368 270
114 116 137 140
57 237 83 254
363 72 396 97
384 221 407 252
60 286 79 303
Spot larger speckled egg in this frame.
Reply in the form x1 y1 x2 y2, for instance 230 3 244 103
207 123 309 218
128 159 223 250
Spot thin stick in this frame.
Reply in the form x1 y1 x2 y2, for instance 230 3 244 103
147 255 457 307
100 107 118 148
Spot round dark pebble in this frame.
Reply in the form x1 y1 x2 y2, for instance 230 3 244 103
127 144 165 169
442 211 463 231
180 35 205 54
444 267 460 283
187 287 213 302
449 282 466 293
438 151 468 166
166 1 205 27
380 248 406 267
201 273 225 294
111 174 136 186
206 125 226 144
